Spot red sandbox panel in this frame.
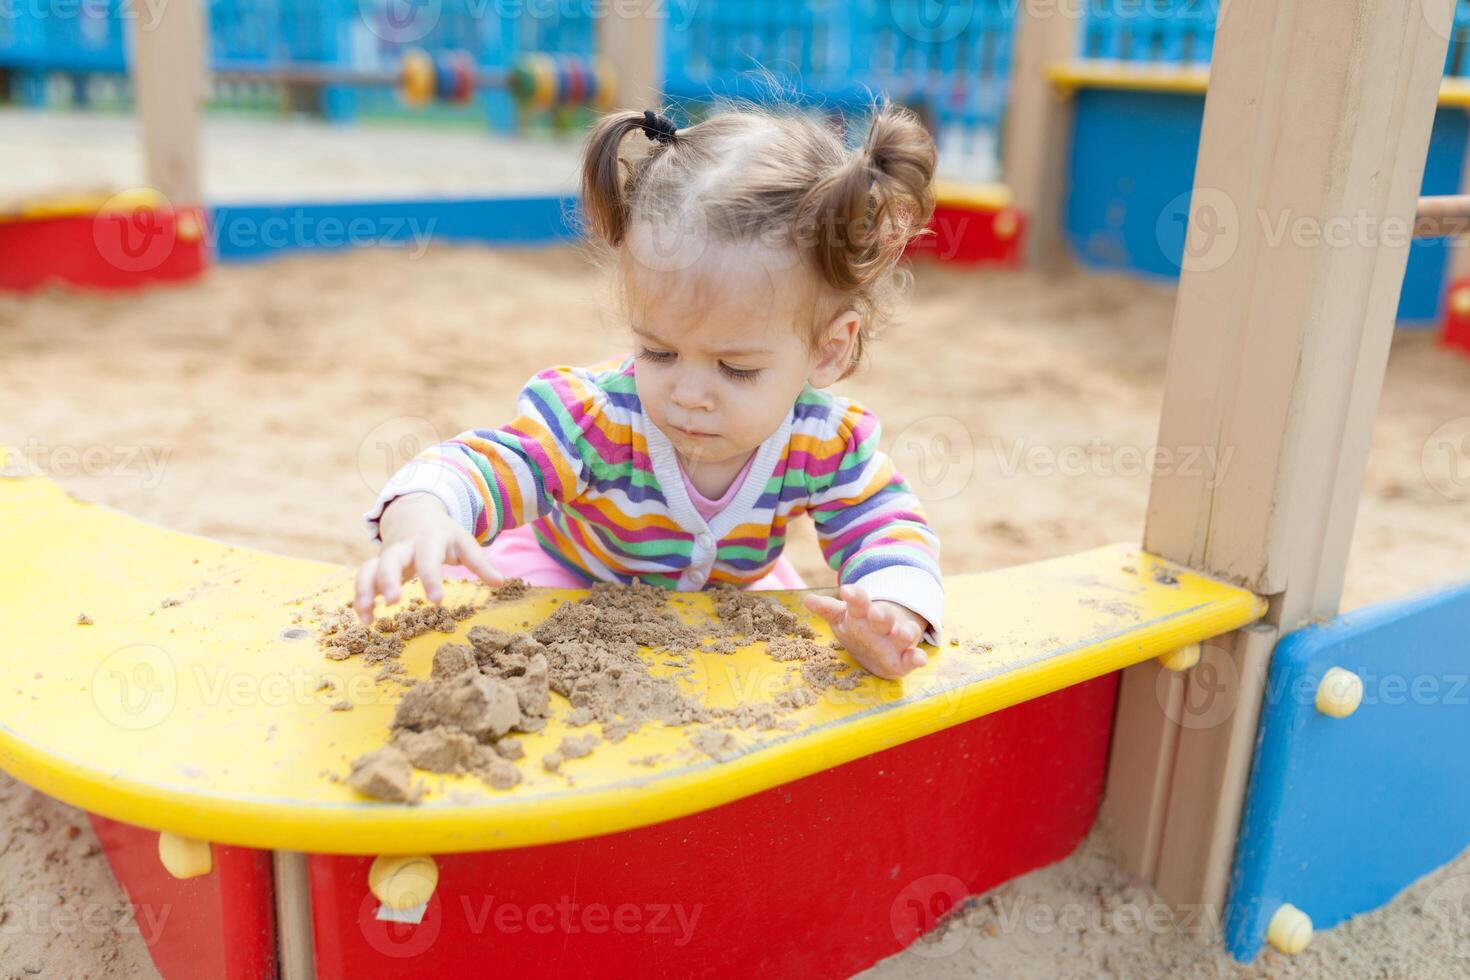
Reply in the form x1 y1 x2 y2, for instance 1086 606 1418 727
308 673 1117 978
89 814 276 980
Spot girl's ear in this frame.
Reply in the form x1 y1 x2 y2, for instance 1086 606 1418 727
808 309 861 388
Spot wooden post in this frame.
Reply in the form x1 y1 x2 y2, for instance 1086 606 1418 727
1104 0 1453 918
596 1 664 112
1002 0 1078 268
128 0 207 206
272 851 315 979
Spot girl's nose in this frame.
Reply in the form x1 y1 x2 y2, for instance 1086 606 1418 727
671 372 714 410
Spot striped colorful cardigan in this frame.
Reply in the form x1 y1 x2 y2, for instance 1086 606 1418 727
365 356 943 640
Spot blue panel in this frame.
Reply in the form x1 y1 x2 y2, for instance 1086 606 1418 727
1065 90 1468 325
1225 579 1470 961
209 195 580 262
1064 89 1203 280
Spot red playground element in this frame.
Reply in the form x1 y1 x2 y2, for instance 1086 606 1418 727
1442 276 1470 355
0 204 208 292
908 193 1026 266
89 814 276 980
307 675 1116 978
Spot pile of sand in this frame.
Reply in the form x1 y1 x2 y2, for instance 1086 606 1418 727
323 579 871 799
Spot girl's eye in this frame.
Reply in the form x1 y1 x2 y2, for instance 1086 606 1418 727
720 363 761 383
637 347 675 363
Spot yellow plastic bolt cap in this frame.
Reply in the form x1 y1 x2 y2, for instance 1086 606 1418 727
1267 903 1312 954
175 211 203 242
993 209 1019 241
369 854 439 910
1316 667 1364 718
1451 285 1470 317
1157 644 1201 671
157 831 212 879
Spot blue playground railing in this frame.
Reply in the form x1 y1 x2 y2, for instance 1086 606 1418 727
663 0 1012 180
5 1 1469 174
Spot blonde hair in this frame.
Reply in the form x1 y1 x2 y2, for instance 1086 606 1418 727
579 102 937 380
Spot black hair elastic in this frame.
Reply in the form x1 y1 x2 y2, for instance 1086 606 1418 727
641 110 679 145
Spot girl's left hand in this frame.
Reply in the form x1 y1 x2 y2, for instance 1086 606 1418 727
802 584 930 680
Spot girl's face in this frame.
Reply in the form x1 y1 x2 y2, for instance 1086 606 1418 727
623 238 855 465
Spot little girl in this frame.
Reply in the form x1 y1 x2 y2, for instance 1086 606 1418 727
356 103 943 679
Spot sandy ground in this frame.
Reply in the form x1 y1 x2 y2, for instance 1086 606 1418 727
2 244 1469 975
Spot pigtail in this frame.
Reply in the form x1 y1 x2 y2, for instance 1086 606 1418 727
580 109 657 247
801 106 936 292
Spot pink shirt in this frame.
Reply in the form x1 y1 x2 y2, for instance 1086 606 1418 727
452 449 806 590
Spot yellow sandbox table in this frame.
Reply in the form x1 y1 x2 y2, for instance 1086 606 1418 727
0 465 1265 855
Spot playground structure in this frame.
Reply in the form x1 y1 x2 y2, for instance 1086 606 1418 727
1 0 1469 977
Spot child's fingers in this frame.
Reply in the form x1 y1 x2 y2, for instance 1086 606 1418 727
803 593 846 624
354 559 380 624
901 646 929 672
867 602 896 634
374 541 412 605
839 584 870 620
415 540 445 604
894 620 921 647
452 531 505 587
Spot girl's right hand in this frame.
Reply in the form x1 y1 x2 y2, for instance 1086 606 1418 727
354 492 505 624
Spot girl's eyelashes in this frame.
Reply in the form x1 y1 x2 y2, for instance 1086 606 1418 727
719 363 761 383
636 346 675 364
636 346 762 383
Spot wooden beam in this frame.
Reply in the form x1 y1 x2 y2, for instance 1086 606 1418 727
272 850 316 979
1002 0 1078 268
1106 0 1453 905
1153 623 1278 929
596 1 664 112
128 0 207 206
